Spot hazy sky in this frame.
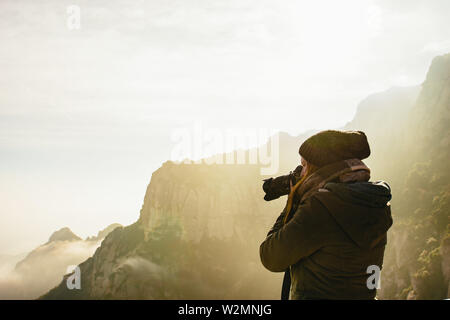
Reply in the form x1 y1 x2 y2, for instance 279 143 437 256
1 0 450 254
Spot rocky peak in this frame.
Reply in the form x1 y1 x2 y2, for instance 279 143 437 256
46 227 81 244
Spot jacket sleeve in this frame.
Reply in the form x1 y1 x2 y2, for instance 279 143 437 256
265 209 287 238
259 198 325 272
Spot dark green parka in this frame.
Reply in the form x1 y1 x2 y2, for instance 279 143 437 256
260 181 393 300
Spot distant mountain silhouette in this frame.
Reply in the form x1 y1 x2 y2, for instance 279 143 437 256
45 227 81 244
86 223 123 242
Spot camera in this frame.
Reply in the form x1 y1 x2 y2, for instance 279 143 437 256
262 165 303 201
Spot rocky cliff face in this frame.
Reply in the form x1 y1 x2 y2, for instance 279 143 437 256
139 162 275 243
42 163 285 299
42 53 450 300
376 53 450 299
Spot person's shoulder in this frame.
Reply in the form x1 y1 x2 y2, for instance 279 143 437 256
295 192 335 221
308 188 339 207
304 189 349 219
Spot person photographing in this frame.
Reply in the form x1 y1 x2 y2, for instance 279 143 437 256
260 130 393 300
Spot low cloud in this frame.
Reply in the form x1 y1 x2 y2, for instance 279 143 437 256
0 240 101 299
